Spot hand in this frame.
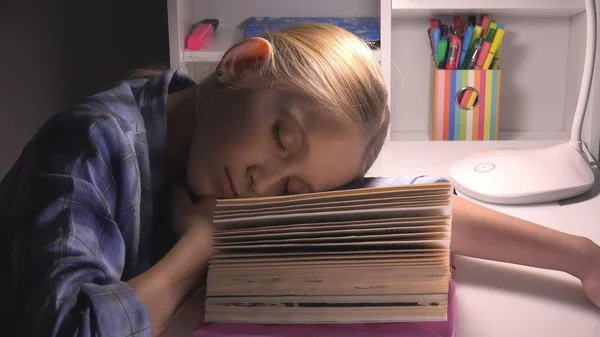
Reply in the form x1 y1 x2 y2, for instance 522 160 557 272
171 183 217 240
580 239 600 308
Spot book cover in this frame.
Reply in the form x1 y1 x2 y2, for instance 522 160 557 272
243 17 381 49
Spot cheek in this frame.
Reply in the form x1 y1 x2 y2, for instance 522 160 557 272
195 115 269 172
189 88 280 169
218 94 278 150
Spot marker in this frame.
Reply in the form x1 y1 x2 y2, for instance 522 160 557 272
459 25 475 68
186 19 220 50
453 16 463 36
498 23 505 29
468 16 476 27
482 29 504 69
460 88 473 108
483 28 505 69
488 20 498 33
433 27 441 57
453 26 464 38
430 18 441 29
489 29 505 69
470 25 483 49
486 28 497 42
480 15 491 38
463 38 483 69
466 90 478 107
446 35 462 70
454 16 462 30
443 25 453 39
491 44 502 69
475 41 492 69
437 38 448 69
491 40 503 69
428 28 436 62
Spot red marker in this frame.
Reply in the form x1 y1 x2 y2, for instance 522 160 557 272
454 16 462 29
446 35 462 70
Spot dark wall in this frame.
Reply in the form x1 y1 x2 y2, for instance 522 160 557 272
0 1 170 177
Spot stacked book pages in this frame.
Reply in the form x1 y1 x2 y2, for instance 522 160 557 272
204 179 454 324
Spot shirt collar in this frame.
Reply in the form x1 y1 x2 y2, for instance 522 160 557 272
131 70 196 263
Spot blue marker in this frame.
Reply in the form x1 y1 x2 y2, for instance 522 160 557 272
433 28 441 57
459 26 474 68
498 23 505 29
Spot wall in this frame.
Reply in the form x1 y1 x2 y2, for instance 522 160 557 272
0 0 169 177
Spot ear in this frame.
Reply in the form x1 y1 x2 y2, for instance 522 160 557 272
216 37 273 84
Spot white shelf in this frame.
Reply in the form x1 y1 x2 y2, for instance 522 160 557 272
392 0 585 17
169 0 600 160
183 25 382 63
390 130 570 141
183 26 242 63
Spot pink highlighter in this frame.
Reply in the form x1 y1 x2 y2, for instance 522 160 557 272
186 19 219 50
480 15 491 39
475 41 491 70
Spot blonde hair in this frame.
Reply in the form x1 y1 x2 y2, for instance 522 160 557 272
129 24 390 178
257 23 390 177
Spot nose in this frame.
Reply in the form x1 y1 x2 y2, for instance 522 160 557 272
246 159 290 197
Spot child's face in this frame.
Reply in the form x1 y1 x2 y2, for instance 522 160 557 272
186 85 366 198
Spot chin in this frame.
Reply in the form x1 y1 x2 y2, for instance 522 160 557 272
186 171 211 197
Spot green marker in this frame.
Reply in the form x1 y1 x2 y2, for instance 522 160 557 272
462 38 483 69
486 28 497 43
437 39 448 69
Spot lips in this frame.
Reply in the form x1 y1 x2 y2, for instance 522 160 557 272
223 168 238 198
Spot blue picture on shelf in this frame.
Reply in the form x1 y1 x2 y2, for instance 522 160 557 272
243 17 380 49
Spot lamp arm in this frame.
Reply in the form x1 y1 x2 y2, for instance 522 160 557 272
570 0 598 152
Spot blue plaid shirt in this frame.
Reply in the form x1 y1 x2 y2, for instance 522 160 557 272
0 70 196 336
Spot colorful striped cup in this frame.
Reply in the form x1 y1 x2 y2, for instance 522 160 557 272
431 69 502 140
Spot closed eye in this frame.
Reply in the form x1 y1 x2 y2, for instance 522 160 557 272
282 177 290 195
272 122 285 152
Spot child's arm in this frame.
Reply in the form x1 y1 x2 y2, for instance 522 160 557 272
128 186 215 336
450 195 600 307
128 223 212 336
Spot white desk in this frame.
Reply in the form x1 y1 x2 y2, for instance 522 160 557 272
160 140 600 337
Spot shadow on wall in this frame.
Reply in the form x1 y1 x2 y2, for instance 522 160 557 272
0 0 170 178
56 0 170 98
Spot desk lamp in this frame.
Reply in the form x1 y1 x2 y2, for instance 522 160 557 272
449 0 597 204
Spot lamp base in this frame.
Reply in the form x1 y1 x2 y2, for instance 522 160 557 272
449 143 595 204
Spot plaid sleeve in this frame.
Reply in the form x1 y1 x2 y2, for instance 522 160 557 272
10 113 151 337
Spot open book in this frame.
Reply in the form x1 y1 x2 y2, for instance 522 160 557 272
201 176 454 327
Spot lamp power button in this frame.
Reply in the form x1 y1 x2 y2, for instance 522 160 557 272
474 163 496 173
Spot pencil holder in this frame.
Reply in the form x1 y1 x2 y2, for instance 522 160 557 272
430 68 502 141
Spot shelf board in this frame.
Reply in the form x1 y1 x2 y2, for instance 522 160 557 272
392 0 586 17
183 26 382 64
390 130 569 141
183 26 242 63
